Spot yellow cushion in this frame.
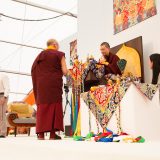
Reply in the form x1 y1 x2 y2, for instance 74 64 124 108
116 45 141 77
8 103 34 118
16 113 32 118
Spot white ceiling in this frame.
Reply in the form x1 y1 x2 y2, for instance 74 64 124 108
0 0 77 102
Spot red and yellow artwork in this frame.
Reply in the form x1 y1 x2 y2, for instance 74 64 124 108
70 40 77 66
90 85 115 112
114 0 157 34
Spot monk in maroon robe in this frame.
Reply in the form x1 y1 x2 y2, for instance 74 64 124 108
31 39 68 140
99 42 121 75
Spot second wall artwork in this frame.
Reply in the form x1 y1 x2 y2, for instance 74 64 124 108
70 40 77 66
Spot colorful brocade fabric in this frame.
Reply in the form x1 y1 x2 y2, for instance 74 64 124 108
134 83 159 100
67 59 105 87
66 61 84 87
81 84 121 129
89 85 115 112
81 82 159 129
82 60 105 81
68 63 83 81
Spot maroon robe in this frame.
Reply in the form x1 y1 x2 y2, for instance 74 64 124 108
104 52 121 75
31 49 65 134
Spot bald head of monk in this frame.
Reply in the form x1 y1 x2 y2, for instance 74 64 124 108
47 39 59 50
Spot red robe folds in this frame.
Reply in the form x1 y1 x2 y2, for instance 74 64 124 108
31 49 65 134
104 52 122 75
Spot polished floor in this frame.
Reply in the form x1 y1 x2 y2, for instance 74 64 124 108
0 134 160 160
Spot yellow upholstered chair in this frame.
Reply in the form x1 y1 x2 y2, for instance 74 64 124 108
8 102 34 118
7 102 36 137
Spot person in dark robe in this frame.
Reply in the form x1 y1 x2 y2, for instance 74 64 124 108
99 42 122 75
31 39 68 140
149 53 160 84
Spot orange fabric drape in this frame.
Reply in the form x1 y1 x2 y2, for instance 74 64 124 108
23 90 35 105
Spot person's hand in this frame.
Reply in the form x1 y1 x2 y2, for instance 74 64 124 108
0 97 6 105
100 61 109 66
99 56 106 64
104 62 109 66
99 56 109 66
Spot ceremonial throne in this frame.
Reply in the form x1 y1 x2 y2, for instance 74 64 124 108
83 36 144 92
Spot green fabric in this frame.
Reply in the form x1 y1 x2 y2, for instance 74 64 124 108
136 136 145 143
73 136 84 141
85 132 94 140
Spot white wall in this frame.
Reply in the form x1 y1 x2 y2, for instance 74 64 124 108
78 0 160 83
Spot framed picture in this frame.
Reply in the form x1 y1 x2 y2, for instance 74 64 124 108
70 40 77 66
114 0 157 34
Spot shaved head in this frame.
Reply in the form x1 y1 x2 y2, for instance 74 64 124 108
100 42 110 56
47 39 59 50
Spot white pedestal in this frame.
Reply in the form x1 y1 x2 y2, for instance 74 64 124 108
81 84 160 141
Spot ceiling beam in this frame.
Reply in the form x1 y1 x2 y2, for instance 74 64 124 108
0 69 31 76
12 0 77 18
0 39 43 50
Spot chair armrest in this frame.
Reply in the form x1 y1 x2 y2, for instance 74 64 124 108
6 112 19 127
7 112 19 120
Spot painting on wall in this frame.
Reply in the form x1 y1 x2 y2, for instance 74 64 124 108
70 40 77 66
113 0 157 34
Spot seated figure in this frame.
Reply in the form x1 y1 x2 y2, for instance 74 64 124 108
99 42 122 75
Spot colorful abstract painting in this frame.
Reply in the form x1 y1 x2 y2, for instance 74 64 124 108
114 0 157 34
70 40 77 66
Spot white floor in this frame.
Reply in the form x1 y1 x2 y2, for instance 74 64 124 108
1 135 160 160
